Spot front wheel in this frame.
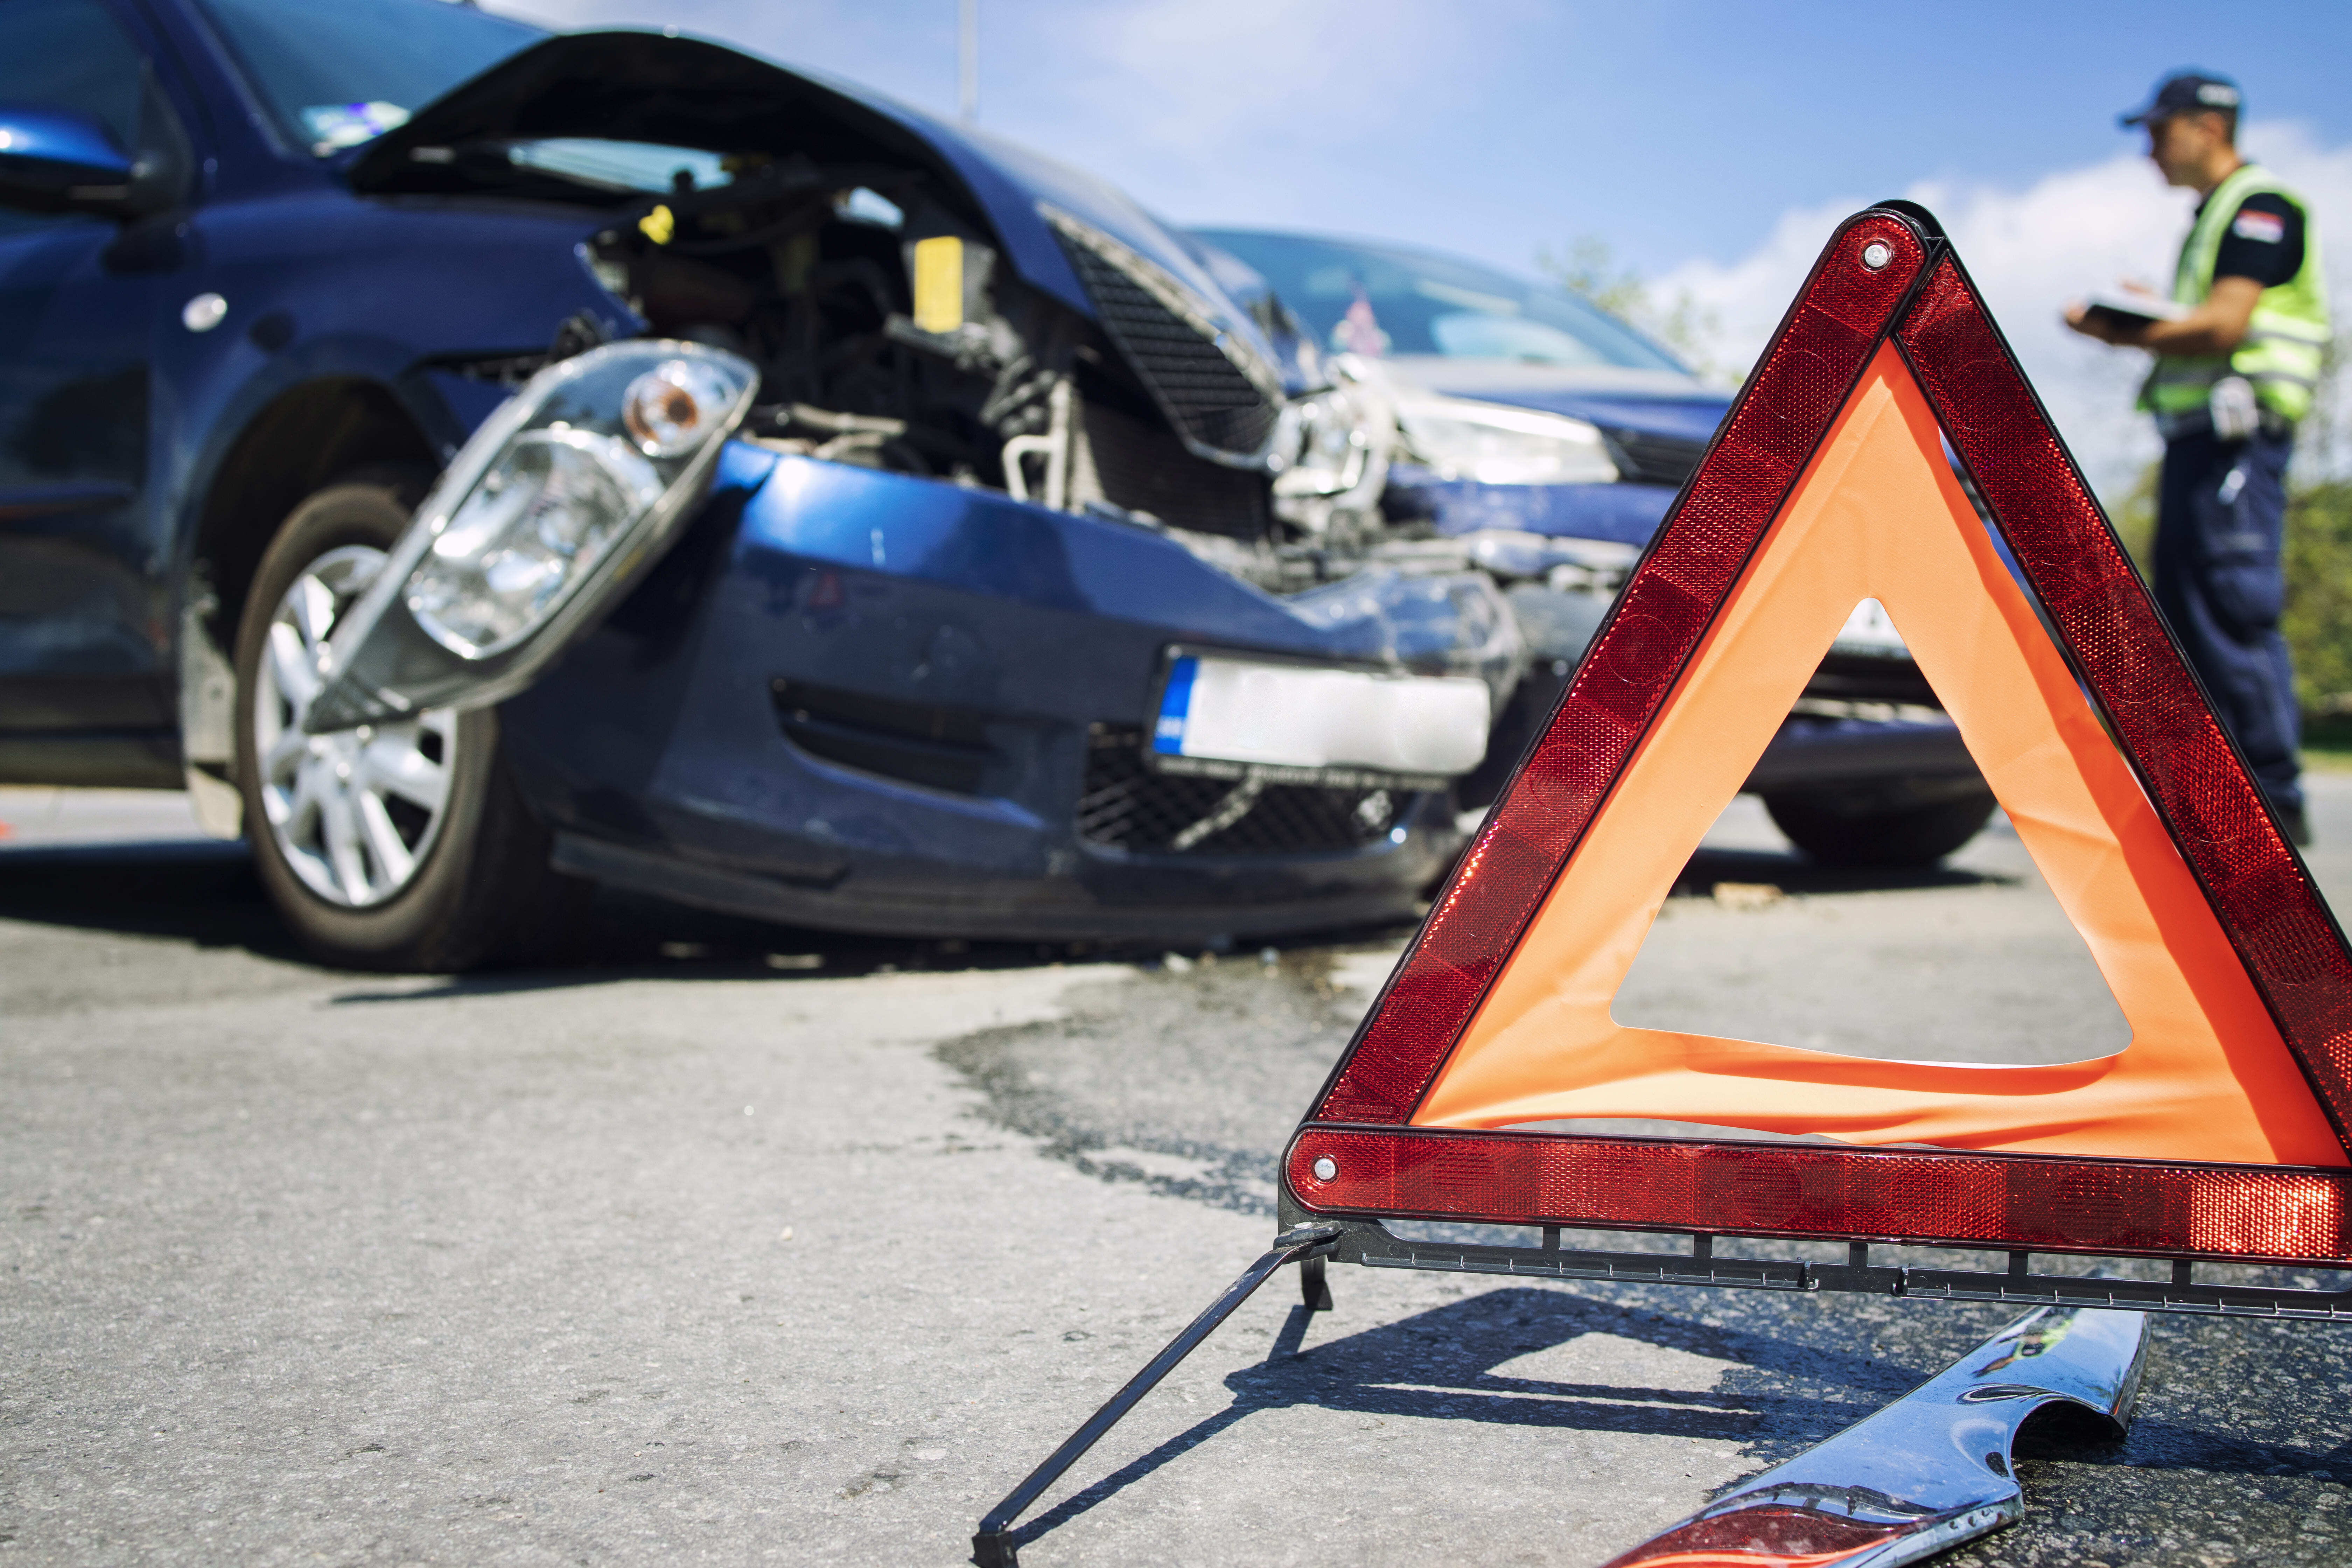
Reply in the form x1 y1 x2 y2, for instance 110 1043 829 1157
1763 788 1998 869
233 466 587 971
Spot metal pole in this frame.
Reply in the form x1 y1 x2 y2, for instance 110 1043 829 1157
958 0 979 125
973 1225 1337 1567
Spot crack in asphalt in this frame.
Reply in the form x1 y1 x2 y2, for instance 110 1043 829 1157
934 949 1371 1216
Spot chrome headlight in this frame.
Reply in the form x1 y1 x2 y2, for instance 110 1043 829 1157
304 340 758 730
406 427 664 657
1396 396 1619 486
1270 354 1394 531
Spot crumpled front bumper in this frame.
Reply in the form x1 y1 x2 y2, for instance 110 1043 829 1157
496 444 1512 941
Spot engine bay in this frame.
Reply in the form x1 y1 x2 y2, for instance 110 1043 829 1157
569 155 1358 570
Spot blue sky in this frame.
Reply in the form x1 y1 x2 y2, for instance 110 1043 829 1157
493 1 2352 488
495 1 2350 274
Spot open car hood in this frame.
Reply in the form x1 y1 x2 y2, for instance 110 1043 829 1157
345 30 1272 359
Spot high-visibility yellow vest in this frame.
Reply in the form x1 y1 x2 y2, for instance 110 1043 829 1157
2140 163 2331 425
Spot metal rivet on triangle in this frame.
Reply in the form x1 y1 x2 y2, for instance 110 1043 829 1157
1312 1157 1338 1181
1860 240 1893 271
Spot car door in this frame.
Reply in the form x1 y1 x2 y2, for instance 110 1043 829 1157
0 0 189 782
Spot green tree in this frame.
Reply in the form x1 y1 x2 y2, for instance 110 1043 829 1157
2285 478 2352 716
2108 460 2160 573
1536 235 1733 383
2113 463 2352 719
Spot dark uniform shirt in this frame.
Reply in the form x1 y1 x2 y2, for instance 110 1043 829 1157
2204 189 2306 287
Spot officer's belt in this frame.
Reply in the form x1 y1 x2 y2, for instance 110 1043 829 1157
2155 406 2297 443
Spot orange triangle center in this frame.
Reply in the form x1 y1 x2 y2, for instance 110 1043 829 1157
1412 343 2344 1168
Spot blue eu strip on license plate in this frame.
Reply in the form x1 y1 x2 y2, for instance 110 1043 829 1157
1154 655 1198 755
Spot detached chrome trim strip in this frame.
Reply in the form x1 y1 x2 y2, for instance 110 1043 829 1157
1600 1303 2148 1568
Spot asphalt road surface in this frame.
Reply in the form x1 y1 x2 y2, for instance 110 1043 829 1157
7 781 2352 1566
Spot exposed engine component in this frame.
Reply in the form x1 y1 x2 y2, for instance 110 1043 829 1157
506 128 1626 752
557 147 1403 593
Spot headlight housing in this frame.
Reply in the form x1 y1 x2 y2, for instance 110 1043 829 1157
1395 396 1619 486
1270 354 1393 532
305 340 757 730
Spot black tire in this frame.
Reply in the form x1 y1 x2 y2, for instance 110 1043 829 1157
232 465 588 971
1763 789 1998 869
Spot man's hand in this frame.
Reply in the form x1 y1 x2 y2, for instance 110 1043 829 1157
2144 275 2263 356
2065 300 2145 345
2066 277 2264 355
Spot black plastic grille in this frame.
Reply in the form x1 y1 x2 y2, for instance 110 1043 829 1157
1601 426 1710 488
773 679 994 794
1077 726 1410 856
1080 401 1270 538
1802 650 1941 708
1057 241 1280 457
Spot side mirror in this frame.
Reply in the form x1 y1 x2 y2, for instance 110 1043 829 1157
0 104 140 216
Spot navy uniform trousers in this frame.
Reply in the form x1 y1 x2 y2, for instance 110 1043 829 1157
2151 425 2302 816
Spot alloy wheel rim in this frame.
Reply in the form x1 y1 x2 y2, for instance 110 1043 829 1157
251 544 460 908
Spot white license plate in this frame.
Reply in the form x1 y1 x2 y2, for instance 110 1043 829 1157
1152 653 1490 779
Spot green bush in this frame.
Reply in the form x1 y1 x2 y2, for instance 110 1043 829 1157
2109 462 2158 573
2286 479 2352 716
2106 463 2352 721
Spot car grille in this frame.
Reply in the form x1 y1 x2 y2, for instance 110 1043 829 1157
1077 725 1409 856
772 679 994 794
1076 400 1270 538
1045 208 1282 460
1601 426 1710 488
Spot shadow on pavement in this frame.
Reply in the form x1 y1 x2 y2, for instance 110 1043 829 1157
1002 1272 2352 1559
0 836 1400 992
0 832 2011 993
1003 1284 1921 1556
0 839 306 960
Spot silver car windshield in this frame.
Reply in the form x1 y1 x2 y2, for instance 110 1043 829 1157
1194 229 1687 374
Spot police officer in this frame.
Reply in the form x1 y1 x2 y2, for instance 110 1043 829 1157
2067 70 2330 844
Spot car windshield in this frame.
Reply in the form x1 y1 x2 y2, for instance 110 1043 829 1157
198 0 545 155
1192 229 1686 374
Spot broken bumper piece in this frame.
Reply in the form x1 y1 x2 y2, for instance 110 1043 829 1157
1603 1302 2147 1568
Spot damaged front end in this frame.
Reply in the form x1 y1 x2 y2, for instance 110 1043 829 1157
304 31 1534 937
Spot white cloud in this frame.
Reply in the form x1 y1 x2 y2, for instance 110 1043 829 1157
1659 122 2352 499
1059 0 1469 152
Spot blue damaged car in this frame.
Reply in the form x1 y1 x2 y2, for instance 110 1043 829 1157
0 0 1532 969
1192 229 1992 867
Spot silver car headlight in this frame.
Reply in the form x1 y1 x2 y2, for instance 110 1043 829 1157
1396 396 1619 486
304 340 758 730
406 426 665 657
1270 354 1393 530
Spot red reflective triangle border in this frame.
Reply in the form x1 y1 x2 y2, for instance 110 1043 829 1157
1287 205 2352 1264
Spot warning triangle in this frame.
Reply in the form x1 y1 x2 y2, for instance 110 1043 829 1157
1288 205 2352 1265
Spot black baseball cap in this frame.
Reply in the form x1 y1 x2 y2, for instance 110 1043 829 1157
2121 71 2242 127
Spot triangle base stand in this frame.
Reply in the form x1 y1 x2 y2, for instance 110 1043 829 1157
970 1212 2352 1563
